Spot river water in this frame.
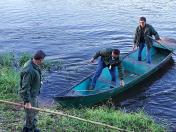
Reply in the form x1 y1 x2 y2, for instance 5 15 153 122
0 0 176 131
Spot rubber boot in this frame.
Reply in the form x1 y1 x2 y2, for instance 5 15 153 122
34 128 40 132
22 127 32 132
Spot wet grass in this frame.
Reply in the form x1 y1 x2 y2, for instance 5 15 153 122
0 53 167 132
19 53 32 67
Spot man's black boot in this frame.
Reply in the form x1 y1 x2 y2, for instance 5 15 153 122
22 127 32 132
34 128 40 132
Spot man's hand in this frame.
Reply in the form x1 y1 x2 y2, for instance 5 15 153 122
132 45 137 51
90 58 95 63
120 80 125 87
157 38 162 43
24 102 32 109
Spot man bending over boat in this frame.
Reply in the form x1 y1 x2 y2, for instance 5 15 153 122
133 16 161 64
89 48 125 90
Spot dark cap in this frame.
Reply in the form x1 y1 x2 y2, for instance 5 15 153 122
33 50 46 60
112 49 120 55
139 16 146 22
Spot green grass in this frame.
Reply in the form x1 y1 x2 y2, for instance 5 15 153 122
0 53 14 67
0 67 19 100
0 53 167 132
40 106 165 132
19 53 32 67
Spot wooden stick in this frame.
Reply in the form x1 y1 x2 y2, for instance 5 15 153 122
0 100 132 132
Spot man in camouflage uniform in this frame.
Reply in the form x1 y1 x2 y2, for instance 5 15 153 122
90 48 124 89
19 50 46 132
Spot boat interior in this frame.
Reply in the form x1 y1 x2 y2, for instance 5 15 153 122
66 46 171 96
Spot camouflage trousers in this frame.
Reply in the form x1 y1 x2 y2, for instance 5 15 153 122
24 97 39 130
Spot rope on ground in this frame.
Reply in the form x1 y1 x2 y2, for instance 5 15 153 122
0 99 133 132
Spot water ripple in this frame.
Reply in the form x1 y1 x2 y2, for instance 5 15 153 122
0 0 176 130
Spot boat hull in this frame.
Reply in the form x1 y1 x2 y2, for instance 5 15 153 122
55 44 173 107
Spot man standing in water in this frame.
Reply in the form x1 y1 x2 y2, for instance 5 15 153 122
19 50 46 132
89 48 124 90
133 17 160 64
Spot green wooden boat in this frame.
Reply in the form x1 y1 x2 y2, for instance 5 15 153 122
54 41 173 107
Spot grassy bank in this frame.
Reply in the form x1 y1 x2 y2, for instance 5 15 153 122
0 53 166 132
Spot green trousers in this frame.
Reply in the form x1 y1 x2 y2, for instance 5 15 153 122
24 97 38 130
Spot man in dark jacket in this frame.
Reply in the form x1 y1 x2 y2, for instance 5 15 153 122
133 17 160 64
19 50 46 132
90 48 124 89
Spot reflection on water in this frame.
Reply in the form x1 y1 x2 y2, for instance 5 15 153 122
0 0 176 130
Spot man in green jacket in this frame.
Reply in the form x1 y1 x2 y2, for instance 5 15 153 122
133 17 160 64
90 48 124 89
19 50 46 132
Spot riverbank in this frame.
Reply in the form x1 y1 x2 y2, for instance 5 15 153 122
0 53 166 132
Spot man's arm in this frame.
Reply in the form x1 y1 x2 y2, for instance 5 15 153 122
117 62 125 87
90 49 107 63
93 51 101 60
19 72 32 104
133 27 139 50
90 50 101 63
117 62 123 80
151 26 160 40
134 27 138 44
